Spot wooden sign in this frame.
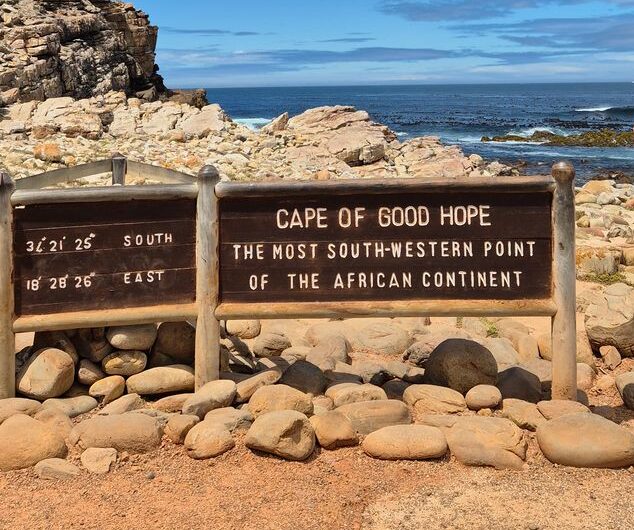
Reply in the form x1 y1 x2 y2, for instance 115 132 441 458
11 192 197 319
216 177 557 320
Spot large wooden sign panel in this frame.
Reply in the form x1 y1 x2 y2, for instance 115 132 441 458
13 198 196 317
220 189 552 304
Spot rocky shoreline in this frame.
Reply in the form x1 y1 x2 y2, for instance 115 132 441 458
482 128 634 148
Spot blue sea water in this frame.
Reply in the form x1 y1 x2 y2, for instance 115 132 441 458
205 82 634 183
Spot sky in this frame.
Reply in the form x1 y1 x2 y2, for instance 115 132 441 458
134 0 634 87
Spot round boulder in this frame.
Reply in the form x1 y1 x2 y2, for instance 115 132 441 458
245 410 315 461
362 425 447 460
225 320 261 339
126 365 195 395
249 384 313 417
102 350 147 376
465 385 502 411
184 422 235 459
537 413 634 468
423 339 497 394
16 348 75 400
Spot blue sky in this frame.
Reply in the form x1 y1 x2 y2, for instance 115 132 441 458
134 0 634 87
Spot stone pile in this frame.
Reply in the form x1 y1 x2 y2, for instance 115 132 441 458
1 314 633 475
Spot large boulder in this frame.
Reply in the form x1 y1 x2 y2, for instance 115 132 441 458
585 283 634 356
336 399 411 435
0 415 68 471
423 339 497 394
245 410 315 461
69 414 162 453
16 348 75 399
362 425 448 460
182 380 237 419
248 384 313 417
126 365 195 395
537 413 634 468
279 360 327 396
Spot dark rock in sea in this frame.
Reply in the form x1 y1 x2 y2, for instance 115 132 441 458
165 89 210 109
482 128 634 148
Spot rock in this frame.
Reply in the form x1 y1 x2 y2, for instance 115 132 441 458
382 380 410 400
89 375 125 404
72 328 112 363
537 413 634 468
445 416 527 470
182 380 237 419
423 339 497 393
106 324 157 351
102 350 147 376
325 383 387 407
465 385 502 410
33 331 78 364
34 408 74 440
309 411 358 449
225 320 261 339
204 407 254 433
235 369 282 403
403 384 467 414
81 447 117 474
70 414 162 453
362 425 448 460
253 331 292 357
77 359 106 386
184 422 234 459
576 246 620 276
403 330 471 366
306 336 350 369
34 143 63 163
16 348 75 399
152 322 195 364
585 283 634 356
99 393 145 415
248 384 313 417
536 400 591 420
245 410 315 461
600 345 622 370
0 397 42 424
165 415 199 444
126 365 195 395
615 372 634 409
179 105 226 138
577 363 596 392
336 400 412 435
42 396 98 418
0 415 68 471
152 393 193 412
500 399 546 431
351 360 392 386
34 459 80 480
480 337 519 372
279 360 327 395
355 322 412 355
496 366 543 403
261 112 289 134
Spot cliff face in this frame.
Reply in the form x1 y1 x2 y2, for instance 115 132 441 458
0 0 164 104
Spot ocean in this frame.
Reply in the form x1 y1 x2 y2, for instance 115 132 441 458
205 82 634 183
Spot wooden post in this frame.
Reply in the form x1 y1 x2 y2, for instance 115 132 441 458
111 153 127 186
551 161 577 400
194 165 221 389
0 173 15 399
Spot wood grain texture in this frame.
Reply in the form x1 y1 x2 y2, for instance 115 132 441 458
0 173 15 398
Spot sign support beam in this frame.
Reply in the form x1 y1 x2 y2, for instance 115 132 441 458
195 165 221 389
551 161 577 400
0 173 16 399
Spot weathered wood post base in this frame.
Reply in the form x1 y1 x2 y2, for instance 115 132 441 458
551 161 577 400
195 165 221 389
0 173 15 399
111 153 127 186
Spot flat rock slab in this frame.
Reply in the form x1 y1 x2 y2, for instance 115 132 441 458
537 412 634 468
362 425 448 460
81 447 117 474
536 400 590 420
34 458 80 480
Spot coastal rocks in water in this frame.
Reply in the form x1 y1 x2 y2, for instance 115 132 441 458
537 413 634 468
336 400 412 436
184 422 235 459
16 348 75 399
585 283 634 356
615 372 634 409
482 128 634 148
362 425 448 461
245 410 316 461
126 365 195 395
106 324 157 351
423 339 498 393
403 384 467 415
81 447 117 474
152 322 196 365
248 384 313 417
70 414 162 453
102 350 147 376
34 459 80 480
0 0 163 103
309 411 358 449
0 415 68 471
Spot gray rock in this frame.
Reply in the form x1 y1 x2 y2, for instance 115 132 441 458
497 366 543 403
382 380 410 400
424 339 497 394
245 410 315 461
537 413 634 468
362 425 447 460
279 360 327 396
34 458 80 480
81 447 117 474
182 380 237 419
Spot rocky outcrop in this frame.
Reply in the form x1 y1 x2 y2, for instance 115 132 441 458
0 0 164 104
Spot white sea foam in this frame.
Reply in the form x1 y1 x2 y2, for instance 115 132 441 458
574 107 612 112
510 126 569 137
234 117 271 130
